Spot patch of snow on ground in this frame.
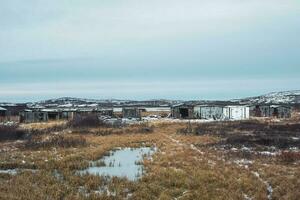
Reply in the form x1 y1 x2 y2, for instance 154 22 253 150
258 151 278 156
243 193 253 200
234 159 253 166
252 171 273 200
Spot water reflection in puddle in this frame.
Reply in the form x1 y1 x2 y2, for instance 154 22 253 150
0 169 37 175
0 169 17 175
79 147 156 181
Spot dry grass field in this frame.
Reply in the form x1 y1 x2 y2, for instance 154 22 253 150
0 118 299 200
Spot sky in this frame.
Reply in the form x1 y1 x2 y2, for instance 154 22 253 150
0 0 300 102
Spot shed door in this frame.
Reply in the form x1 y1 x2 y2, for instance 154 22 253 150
231 107 243 120
179 108 189 118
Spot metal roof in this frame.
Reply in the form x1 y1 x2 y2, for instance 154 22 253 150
0 107 7 111
270 105 291 108
41 109 60 112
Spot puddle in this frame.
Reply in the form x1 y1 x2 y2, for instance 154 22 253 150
0 169 17 175
0 169 37 175
79 147 156 181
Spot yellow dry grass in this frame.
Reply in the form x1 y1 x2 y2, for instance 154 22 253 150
0 121 299 199
20 120 67 130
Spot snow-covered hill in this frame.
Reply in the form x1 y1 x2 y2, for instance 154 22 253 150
35 97 178 108
40 97 130 104
238 90 300 105
22 90 300 108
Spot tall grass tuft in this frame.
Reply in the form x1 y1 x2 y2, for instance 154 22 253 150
68 114 102 128
25 135 87 149
0 124 28 141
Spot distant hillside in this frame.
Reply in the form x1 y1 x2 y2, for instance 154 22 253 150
37 97 180 107
39 97 129 105
238 90 300 105
18 90 300 108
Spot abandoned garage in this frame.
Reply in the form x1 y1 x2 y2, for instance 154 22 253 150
0 107 7 122
171 103 195 119
122 107 142 119
249 104 291 118
172 103 250 120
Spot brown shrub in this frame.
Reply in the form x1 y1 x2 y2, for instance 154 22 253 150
30 124 67 135
68 114 102 128
25 135 87 149
278 151 300 163
96 129 116 136
0 125 28 141
269 123 300 132
0 162 37 170
137 124 155 133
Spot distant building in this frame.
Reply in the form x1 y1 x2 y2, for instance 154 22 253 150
171 103 195 119
0 103 27 122
122 107 142 119
194 105 224 120
42 109 61 120
20 109 48 123
223 105 250 120
98 108 114 117
249 104 291 118
0 107 7 122
293 95 300 110
270 105 291 118
250 105 271 117
19 107 115 123
0 107 7 116
61 108 78 120
171 103 250 120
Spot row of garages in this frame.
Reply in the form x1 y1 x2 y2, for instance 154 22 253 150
0 106 149 123
0 106 115 123
19 108 115 123
0 104 27 122
0 103 293 123
19 107 145 123
171 103 292 120
250 105 291 118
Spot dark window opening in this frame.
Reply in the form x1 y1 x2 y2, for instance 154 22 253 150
179 108 189 118
273 108 279 118
254 106 262 117
0 111 6 117
48 112 58 120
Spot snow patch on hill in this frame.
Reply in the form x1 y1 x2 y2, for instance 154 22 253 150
239 90 300 105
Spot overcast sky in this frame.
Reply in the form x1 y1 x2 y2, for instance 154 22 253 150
0 0 300 102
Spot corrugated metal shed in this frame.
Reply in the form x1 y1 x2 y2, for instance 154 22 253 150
223 105 250 120
194 105 224 120
249 104 291 118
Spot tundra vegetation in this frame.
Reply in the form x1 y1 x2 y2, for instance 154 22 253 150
0 116 300 199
